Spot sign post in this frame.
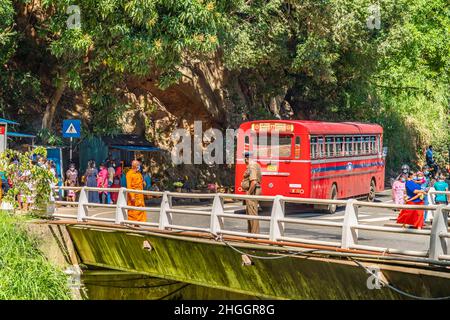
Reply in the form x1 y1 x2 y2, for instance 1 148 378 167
62 120 81 163
70 137 73 162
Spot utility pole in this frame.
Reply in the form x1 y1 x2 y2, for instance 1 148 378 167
70 137 73 163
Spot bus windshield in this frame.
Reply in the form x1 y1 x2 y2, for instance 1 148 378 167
254 135 292 158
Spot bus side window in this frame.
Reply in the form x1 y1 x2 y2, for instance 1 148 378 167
244 135 250 152
363 136 370 155
360 137 364 155
295 136 301 159
317 137 324 158
355 136 362 155
310 137 317 159
377 135 381 154
370 136 376 154
345 137 353 156
336 137 344 156
325 137 334 157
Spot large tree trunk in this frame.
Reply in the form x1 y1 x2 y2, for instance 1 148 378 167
42 71 67 130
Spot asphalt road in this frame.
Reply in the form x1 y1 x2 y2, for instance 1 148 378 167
55 189 434 253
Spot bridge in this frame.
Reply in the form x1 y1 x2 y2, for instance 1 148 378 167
47 187 450 300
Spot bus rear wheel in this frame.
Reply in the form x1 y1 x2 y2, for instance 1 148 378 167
326 184 338 214
367 179 376 202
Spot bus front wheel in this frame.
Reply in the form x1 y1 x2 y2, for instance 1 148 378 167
326 184 338 214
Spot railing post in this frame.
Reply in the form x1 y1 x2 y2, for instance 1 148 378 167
158 191 172 230
341 199 358 249
47 187 56 215
211 194 224 235
77 187 88 222
425 188 435 223
115 188 127 224
429 204 448 260
270 195 285 242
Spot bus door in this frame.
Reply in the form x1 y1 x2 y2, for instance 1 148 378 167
255 133 294 196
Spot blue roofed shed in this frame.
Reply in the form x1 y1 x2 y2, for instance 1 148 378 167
79 134 161 173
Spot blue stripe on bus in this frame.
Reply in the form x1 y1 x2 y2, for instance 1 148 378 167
311 162 384 174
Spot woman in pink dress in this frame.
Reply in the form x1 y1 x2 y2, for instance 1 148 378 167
392 175 406 205
97 163 109 204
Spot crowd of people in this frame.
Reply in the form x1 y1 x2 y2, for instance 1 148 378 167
6 144 447 229
63 159 157 222
391 146 449 230
64 159 156 203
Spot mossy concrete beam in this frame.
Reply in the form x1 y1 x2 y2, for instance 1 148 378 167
67 225 450 300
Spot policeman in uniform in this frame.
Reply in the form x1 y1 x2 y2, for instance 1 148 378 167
242 151 262 234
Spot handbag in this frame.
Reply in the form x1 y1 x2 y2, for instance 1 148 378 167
241 179 250 191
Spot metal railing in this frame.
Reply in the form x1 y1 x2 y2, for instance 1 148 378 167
50 186 449 264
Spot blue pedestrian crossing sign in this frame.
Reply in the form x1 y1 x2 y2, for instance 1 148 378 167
62 119 81 138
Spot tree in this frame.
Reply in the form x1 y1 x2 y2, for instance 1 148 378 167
37 0 227 131
1 0 449 174
0 0 15 65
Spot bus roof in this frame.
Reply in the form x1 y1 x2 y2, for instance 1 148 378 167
245 120 383 135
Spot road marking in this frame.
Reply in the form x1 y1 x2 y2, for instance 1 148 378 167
358 211 396 216
91 211 114 217
359 217 392 223
287 214 324 219
320 214 370 220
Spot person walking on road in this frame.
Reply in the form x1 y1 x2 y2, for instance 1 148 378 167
126 160 146 222
66 163 78 186
241 151 262 234
84 160 99 203
106 161 116 203
397 172 426 229
392 174 406 205
97 163 109 204
426 145 439 178
433 175 449 205
65 163 78 200
110 173 121 204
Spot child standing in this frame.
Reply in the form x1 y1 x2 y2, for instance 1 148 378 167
65 179 77 203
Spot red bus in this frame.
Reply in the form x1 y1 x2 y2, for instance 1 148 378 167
235 120 385 213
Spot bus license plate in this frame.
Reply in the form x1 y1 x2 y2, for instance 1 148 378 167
267 165 278 171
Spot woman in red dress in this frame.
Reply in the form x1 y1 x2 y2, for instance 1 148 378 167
397 172 427 229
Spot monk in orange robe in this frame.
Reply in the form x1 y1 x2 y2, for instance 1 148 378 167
126 160 146 222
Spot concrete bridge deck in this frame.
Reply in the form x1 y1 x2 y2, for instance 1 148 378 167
47 187 450 299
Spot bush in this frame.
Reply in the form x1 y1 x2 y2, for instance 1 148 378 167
0 211 71 300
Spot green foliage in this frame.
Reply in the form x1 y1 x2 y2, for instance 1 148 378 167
0 0 15 65
89 93 128 135
38 0 226 133
37 129 64 146
0 0 17 113
221 0 450 173
0 147 58 210
0 70 42 115
0 0 449 174
0 211 71 300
